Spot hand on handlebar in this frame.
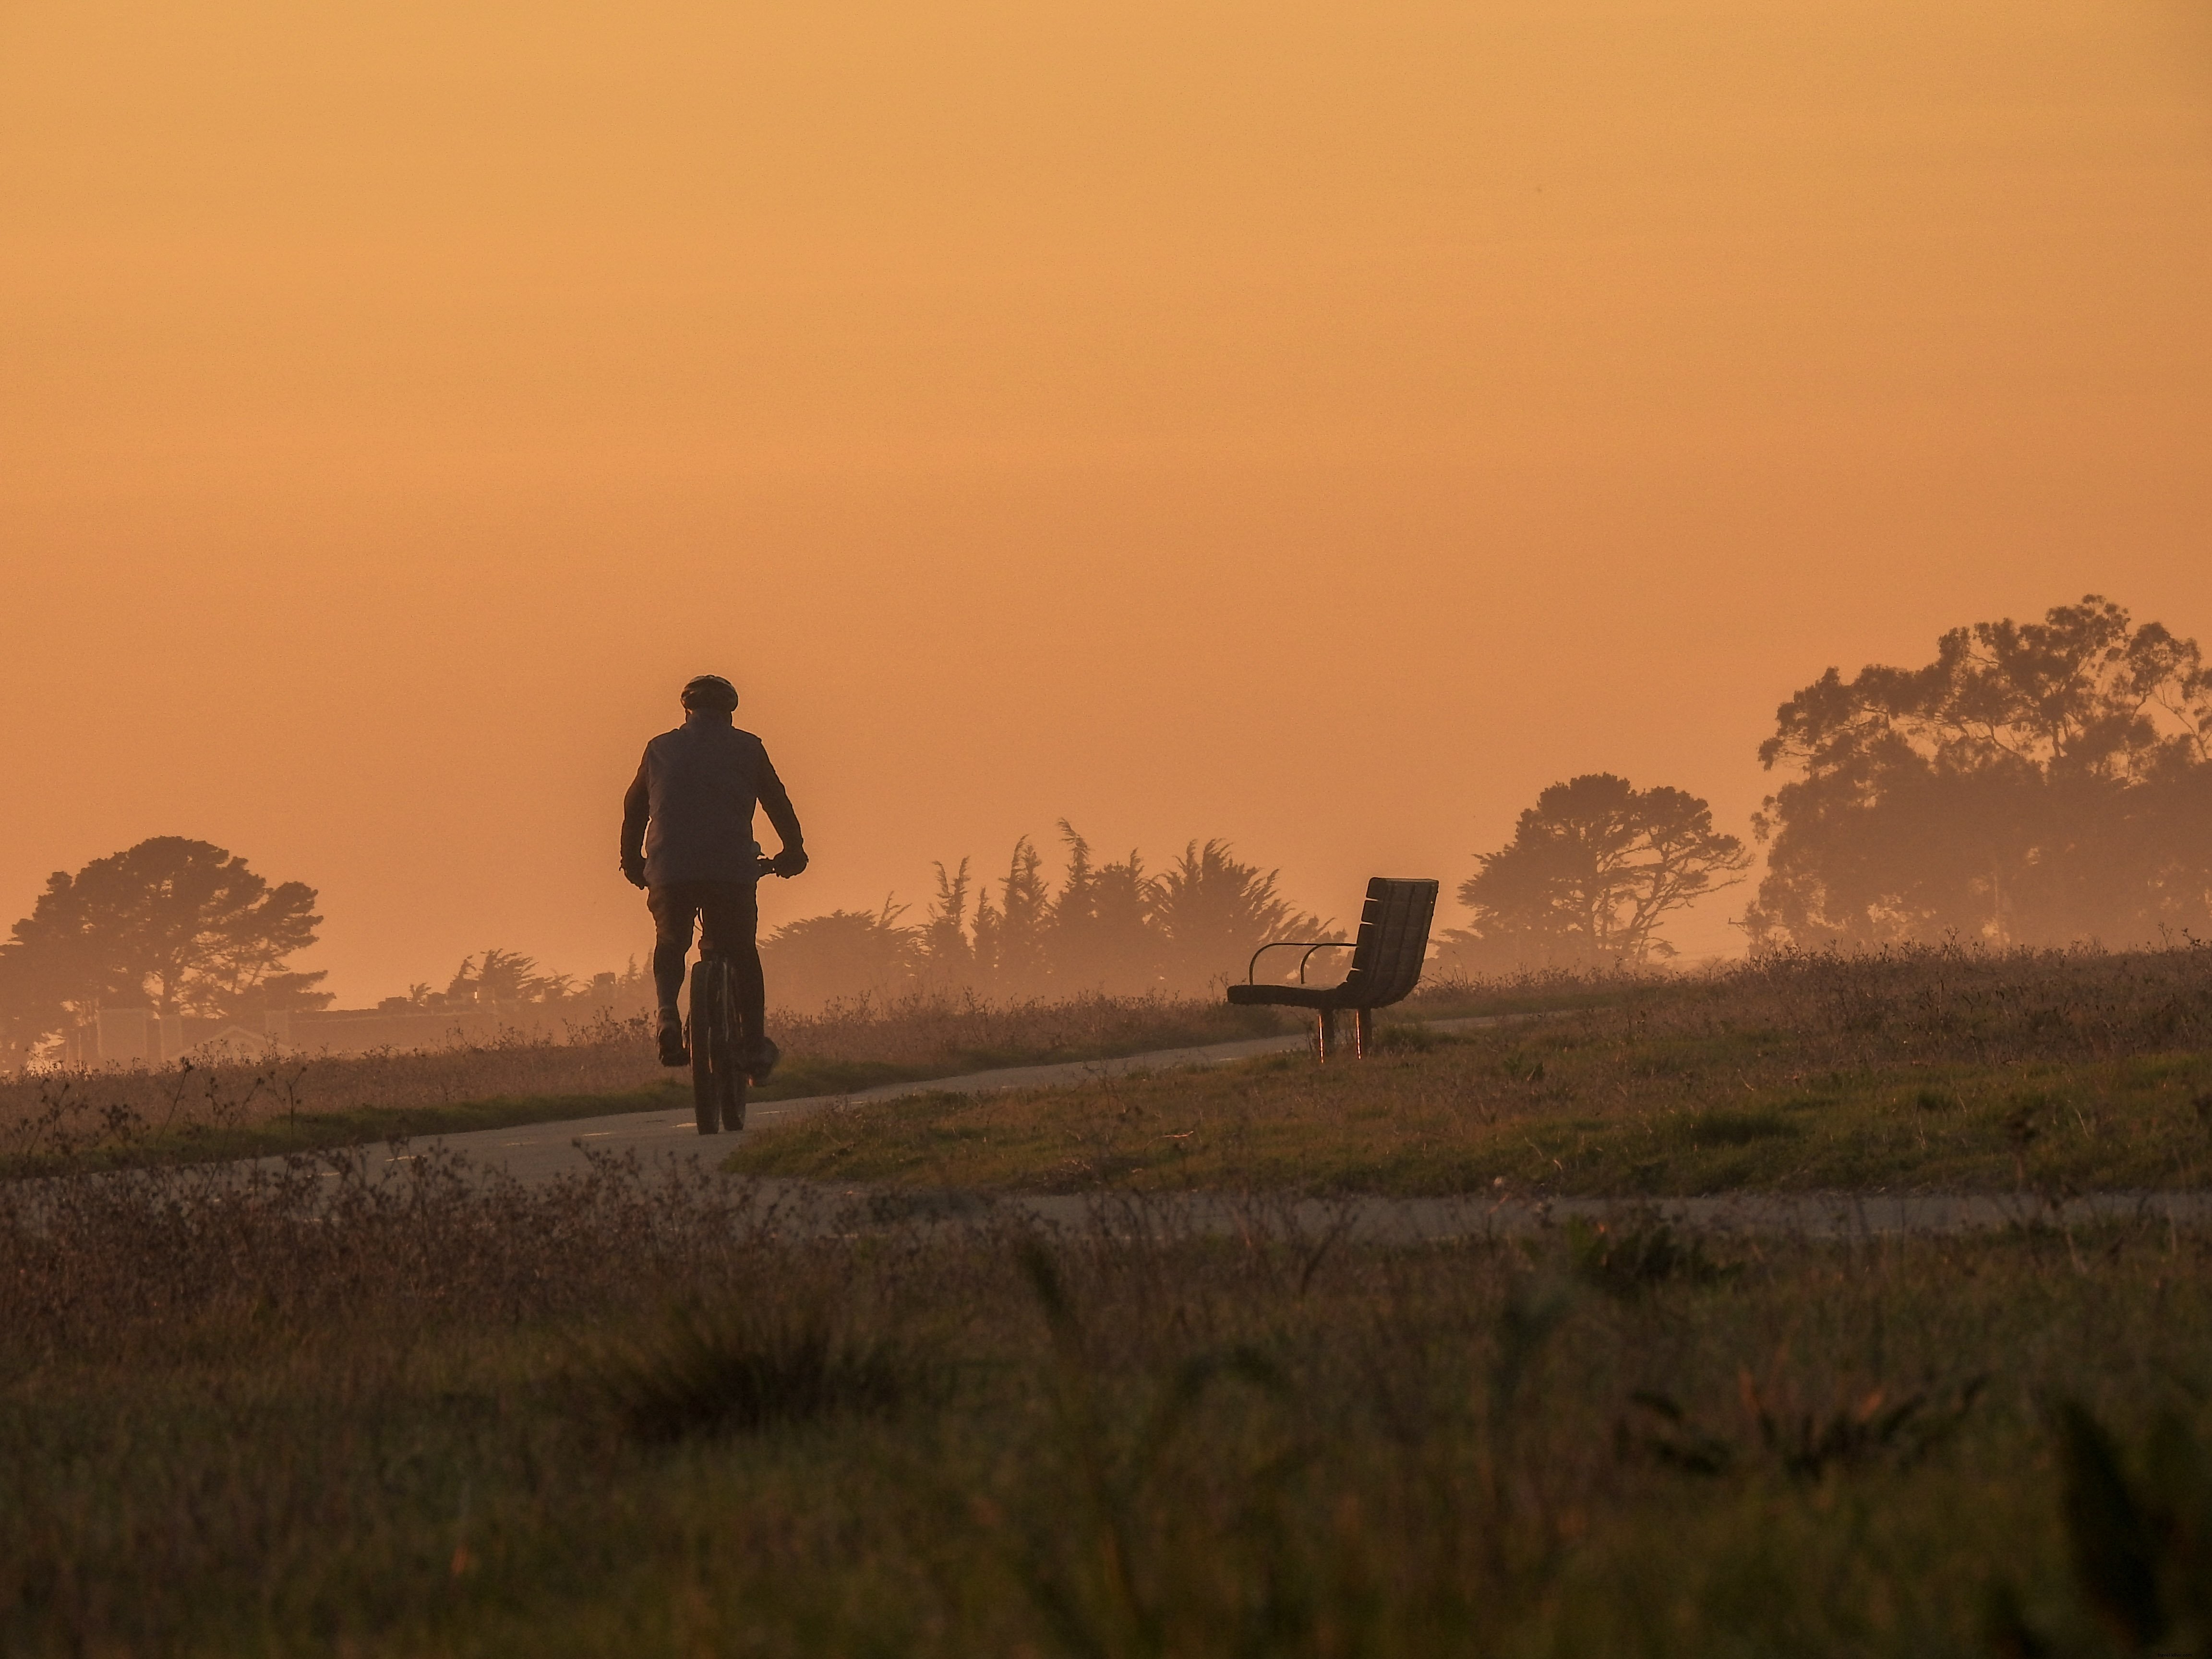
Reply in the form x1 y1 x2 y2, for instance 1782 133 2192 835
770 846 808 878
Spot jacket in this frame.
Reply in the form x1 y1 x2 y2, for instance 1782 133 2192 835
620 713 803 887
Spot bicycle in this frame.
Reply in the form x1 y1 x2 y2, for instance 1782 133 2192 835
687 853 781 1136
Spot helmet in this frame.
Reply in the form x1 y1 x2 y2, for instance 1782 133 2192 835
681 674 739 713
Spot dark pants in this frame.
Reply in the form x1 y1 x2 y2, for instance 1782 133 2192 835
648 882 764 1045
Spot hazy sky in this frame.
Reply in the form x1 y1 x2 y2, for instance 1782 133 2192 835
4 0 2209 1004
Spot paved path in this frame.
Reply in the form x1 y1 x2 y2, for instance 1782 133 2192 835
386 1019 1494 1185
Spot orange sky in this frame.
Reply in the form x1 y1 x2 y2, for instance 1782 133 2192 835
4 0 2210 1004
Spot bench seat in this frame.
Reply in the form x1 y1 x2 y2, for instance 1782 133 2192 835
1226 982 1346 1011
1227 877 1438 1059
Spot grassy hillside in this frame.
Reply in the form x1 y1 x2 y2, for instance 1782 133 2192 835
729 944 2212 1194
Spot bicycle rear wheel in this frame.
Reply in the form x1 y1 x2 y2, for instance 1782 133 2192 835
688 958 746 1134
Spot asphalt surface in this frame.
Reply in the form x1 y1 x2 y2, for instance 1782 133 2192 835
374 1021 1443 1185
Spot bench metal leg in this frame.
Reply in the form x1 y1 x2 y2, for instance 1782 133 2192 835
1354 1008 1372 1058
1315 1010 1337 1063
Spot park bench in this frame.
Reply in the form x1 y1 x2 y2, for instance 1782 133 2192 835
1226 877 1439 1060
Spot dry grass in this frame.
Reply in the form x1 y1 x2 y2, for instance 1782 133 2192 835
5 1147 2212 1653
729 942 2212 1195
7 947 2210 1652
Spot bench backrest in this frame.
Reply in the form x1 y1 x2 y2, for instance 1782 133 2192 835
1337 878 1439 1008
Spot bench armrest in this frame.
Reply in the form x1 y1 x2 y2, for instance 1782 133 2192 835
1246 940 1354 985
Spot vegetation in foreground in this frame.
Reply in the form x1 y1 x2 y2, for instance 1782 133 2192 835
729 943 2212 1195
7 1148 2212 1655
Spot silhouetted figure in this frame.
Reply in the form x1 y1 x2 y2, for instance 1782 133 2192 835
621 674 806 1075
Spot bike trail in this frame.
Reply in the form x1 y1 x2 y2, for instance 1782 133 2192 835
380 1017 1504 1185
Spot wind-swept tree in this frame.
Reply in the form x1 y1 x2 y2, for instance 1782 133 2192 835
972 837 1052 994
1440 774 1748 971
755 828 1333 1008
1152 840 1326 993
915 858 976 986
0 837 328 1065
445 948 569 1005
1046 821 1162 993
1749 595 2212 946
759 901 920 1011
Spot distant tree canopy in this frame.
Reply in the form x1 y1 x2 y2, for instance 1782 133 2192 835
1748 595 2212 948
757 824 1333 1011
757 903 922 1013
0 837 329 1065
444 948 574 1006
1435 773 1748 973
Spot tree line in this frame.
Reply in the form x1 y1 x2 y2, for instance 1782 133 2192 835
6 592 2205 1060
1432 595 2212 967
370 948 651 1015
758 828 1331 1010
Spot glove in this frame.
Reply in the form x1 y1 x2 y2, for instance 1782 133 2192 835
771 846 809 878
622 857 648 890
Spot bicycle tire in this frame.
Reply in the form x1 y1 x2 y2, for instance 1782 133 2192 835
689 959 725 1134
717 963 746 1132
688 958 746 1134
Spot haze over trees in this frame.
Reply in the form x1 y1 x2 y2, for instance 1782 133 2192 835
12 594 2202 1056
1748 596 2212 948
758 825 1332 1011
1436 774 1749 973
0 838 329 1067
368 948 653 1014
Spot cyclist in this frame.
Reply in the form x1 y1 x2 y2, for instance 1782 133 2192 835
620 673 806 1078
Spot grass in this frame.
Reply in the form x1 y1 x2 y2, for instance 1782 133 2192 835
9 1148 2212 1655
8 945 2212 1653
728 943 2212 1195
586 1299 927 1442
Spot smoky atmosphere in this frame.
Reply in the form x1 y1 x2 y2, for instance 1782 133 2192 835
6 0 2211 1024
7 4 2212 1655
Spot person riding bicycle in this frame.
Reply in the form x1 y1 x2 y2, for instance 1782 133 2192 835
620 673 806 1078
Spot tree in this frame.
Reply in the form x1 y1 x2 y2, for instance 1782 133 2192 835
970 837 1052 995
758 902 920 1011
1045 821 1162 994
915 858 977 987
1151 840 1327 993
1440 774 1749 971
755 828 1331 1007
445 948 568 1005
1748 596 2212 947
0 837 328 1065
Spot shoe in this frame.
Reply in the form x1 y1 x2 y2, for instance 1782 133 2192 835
657 1015 688 1068
745 1036 780 1085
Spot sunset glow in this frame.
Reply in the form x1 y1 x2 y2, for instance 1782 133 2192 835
5 0 2208 1001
